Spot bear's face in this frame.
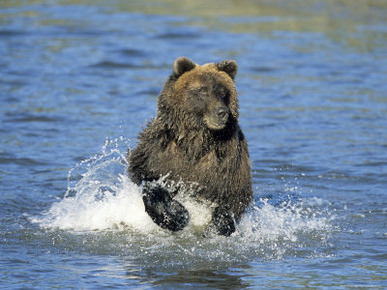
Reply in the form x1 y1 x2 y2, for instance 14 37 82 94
167 57 239 131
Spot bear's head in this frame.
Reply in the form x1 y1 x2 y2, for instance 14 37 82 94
158 57 239 133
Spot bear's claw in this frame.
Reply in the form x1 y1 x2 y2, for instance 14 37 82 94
210 205 236 236
142 183 189 232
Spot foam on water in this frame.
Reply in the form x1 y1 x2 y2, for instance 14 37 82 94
32 138 159 233
32 137 335 263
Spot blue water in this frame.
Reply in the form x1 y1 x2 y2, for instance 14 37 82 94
1 1 386 288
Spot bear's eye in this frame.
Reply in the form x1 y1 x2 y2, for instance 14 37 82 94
196 87 208 96
218 88 228 99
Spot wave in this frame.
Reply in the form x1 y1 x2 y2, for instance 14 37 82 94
31 137 336 265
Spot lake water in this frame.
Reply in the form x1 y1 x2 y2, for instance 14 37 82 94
1 0 386 288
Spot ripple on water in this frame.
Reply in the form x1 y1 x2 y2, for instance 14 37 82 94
29 138 336 270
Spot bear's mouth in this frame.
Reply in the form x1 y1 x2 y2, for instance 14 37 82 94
204 112 229 130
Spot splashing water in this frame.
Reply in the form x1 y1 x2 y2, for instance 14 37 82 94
32 137 336 265
33 137 158 232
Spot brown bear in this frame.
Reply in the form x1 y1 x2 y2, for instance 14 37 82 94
128 57 252 236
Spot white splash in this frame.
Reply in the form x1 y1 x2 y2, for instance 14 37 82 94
32 138 157 233
31 137 335 262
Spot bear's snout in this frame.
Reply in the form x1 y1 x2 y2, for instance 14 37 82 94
204 105 230 130
216 106 229 123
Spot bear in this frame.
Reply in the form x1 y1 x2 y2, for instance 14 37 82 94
128 57 253 236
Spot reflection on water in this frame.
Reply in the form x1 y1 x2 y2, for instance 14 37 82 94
1 0 385 53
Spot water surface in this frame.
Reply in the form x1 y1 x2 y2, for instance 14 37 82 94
1 0 386 288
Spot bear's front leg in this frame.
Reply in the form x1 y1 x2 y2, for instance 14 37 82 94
210 205 236 236
142 183 189 232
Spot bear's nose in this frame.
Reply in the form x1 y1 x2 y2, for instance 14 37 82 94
216 106 229 121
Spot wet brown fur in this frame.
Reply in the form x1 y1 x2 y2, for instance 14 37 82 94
128 57 253 235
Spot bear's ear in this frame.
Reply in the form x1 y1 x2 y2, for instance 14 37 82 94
173 57 197 77
217 60 238 80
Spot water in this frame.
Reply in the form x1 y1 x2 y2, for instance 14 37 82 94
1 0 386 288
